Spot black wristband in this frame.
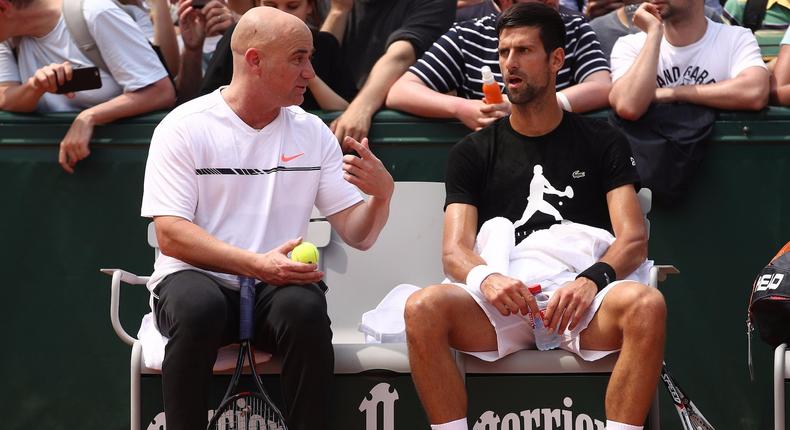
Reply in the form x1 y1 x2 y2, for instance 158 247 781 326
576 262 616 292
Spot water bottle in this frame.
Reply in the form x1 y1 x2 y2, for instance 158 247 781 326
528 284 561 351
481 65 504 104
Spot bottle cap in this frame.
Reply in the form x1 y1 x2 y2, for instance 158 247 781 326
481 65 495 83
527 284 542 294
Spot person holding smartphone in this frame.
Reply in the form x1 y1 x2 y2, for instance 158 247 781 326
0 0 176 173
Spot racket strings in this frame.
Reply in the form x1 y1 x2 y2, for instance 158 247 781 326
210 394 286 430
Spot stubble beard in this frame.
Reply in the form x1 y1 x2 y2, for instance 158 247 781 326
508 77 549 106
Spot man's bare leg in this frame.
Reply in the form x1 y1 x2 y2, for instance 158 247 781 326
404 284 498 424
579 281 666 425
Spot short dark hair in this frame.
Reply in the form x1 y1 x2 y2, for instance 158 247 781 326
496 3 566 55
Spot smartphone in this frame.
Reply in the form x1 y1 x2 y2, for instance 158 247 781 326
192 0 208 8
55 66 102 94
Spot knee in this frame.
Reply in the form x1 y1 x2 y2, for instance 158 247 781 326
273 286 331 343
622 284 666 329
404 285 451 335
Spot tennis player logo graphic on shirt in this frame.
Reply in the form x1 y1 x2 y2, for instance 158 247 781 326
513 165 574 229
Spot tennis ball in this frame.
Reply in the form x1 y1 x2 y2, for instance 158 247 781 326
291 241 319 264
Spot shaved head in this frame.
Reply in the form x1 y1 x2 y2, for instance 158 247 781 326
230 6 310 55
223 5 316 122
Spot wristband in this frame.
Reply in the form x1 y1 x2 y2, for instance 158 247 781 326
576 262 616 292
556 92 572 112
467 264 498 293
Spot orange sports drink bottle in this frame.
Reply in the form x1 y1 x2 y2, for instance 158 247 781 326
481 65 503 104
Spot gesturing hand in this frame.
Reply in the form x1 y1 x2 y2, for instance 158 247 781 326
341 137 394 200
480 273 541 319
544 278 598 334
252 238 324 286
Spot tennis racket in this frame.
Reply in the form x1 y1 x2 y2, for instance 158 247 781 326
207 276 288 430
660 362 715 430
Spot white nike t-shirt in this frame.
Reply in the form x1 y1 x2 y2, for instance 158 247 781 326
141 89 363 291
611 19 766 86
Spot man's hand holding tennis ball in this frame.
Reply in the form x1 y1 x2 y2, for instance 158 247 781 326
253 238 323 286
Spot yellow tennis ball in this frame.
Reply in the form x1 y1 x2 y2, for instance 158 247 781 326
291 242 319 264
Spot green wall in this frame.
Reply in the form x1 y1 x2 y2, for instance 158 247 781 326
1 109 788 429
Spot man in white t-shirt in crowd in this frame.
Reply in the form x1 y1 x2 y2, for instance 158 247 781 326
608 0 769 121
0 0 175 173
141 7 394 430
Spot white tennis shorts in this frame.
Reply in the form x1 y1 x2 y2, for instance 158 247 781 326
453 279 631 362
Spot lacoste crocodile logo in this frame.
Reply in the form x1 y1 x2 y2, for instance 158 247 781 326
572 170 585 179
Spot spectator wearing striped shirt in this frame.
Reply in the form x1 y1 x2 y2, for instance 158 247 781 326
386 0 612 130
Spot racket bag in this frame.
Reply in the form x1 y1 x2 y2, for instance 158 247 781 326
747 241 790 376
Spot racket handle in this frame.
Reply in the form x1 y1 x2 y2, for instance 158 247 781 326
239 276 256 341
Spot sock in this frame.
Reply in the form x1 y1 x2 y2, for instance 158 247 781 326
606 420 643 430
430 417 468 430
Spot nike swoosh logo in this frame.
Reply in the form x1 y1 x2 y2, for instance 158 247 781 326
281 152 305 162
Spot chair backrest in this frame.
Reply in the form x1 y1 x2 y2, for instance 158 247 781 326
323 182 446 343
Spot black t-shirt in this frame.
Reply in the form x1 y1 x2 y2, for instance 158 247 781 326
339 0 455 98
200 25 346 111
445 113 640 243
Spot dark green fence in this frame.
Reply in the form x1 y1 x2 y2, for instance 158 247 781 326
1 108 788 429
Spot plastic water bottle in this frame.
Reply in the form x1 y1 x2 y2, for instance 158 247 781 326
481 65 504 104
528 284 561 351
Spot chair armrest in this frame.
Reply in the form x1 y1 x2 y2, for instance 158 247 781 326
100 268 151 346
648 265 679 288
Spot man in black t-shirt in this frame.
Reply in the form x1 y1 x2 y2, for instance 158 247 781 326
404 4 665 430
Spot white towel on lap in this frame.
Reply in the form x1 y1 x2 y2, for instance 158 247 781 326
469 218 651 297
137 312 272 371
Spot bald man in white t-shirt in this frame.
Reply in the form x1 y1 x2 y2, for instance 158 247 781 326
609 0 769 120
141 6 394 430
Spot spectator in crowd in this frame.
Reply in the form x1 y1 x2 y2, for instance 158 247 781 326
609 0 769 121
456 0 498 21
771 26 790 103
404 5 664 430
0 0 175 173
564 0 721 17
175 0 242 101
386 0 611 130
187 0 349 110
723 0 790 31
590 0 722 58
142 8 393 430
321 0 455 147
118 0 180 76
